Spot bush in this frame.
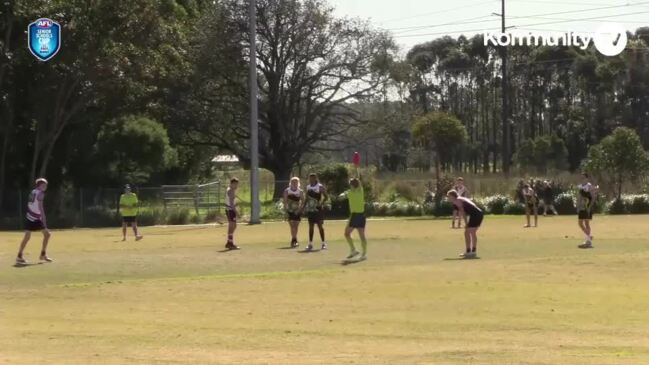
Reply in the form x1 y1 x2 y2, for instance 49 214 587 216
137 208 164 226
504 202 526 215
82 206 118 227
189 214 202 224
554 193 576 215
318 164 349 196
473 199 487 213
383 181 419 202
166 208 191 225
203 209 220 223
606 198 626 214
482 195 511 215
422 200 454 217
628 194 649 214
261 201 286 220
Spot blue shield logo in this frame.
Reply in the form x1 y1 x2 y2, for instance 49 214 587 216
28 18 61 62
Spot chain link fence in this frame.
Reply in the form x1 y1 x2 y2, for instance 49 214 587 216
0 183 225 230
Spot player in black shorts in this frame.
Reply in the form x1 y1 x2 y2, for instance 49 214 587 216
224 178 240 250
577 173 599 249
283 177 304 248
305 173 328 251
447 189 484 259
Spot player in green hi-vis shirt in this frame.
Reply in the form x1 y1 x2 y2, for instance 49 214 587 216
119 184 143 241
340 173 367 261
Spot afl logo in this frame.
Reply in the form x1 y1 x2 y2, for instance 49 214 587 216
28 18 61 62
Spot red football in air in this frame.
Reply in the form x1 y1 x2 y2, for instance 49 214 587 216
352 152 360 167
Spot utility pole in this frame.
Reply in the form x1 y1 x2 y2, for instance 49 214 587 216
249 0 261 224
500 0 510 175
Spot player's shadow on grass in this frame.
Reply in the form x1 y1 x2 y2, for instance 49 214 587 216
298 249 321 254
217 248 241 253
277 246 297 250
443 257 481 261
13 262 45 268
340 258 366 266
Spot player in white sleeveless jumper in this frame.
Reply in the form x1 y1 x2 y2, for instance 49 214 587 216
305 173 328 251
16 178 53 265
283 177 304 248
451 177 470 229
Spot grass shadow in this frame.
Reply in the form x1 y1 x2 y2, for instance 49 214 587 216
218 248 241 253
298 249 321 254
443 257 481 261
340 258 366 266
13 262 45 268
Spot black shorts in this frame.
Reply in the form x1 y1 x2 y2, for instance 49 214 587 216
527 203 536 211
25 219 44 231
226 210 237 223
307 210 324 225
467 213 483 228
348 213 366 229
287 212 301 222
578 210 593 220
122 216 136 225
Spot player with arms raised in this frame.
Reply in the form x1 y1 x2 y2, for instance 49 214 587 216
16 178 52 265
305 173 328 251
225 178 241 250
283 177 304 248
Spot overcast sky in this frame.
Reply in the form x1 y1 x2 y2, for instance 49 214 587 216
328 0 649 53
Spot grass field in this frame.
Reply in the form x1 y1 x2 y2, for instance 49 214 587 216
2 216 649 364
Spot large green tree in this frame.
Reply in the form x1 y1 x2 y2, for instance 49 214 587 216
412 111 468 182
175 0 397 198
583 127 649 199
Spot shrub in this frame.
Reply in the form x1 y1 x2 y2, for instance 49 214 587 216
473 199 487 213
628 194 649 214
166 208 191 225
504 202 526 215
137 208 164 226
317 164 349 196
387 181 419 202
554 193 576 215
483 195 511 215
425 200 453 217
189 214 202 224
204 209 220 223
82 206 117 227
606 198 627 215
261 201 286 220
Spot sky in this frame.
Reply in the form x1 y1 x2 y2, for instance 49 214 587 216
328 0 649 53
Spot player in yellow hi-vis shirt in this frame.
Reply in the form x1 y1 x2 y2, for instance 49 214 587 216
340 173 367 261
120 184 143 241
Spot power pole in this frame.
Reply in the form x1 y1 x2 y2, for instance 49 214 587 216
249 0 261 224
500 0 510 175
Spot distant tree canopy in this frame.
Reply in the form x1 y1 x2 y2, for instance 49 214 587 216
412 111 468 181
95 116 177 185
583 127 649 199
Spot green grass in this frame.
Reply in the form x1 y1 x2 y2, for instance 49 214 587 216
2 216 649 364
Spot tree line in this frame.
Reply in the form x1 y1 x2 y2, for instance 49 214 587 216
1 0 648 212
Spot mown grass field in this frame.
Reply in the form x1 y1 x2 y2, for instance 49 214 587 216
2 215 649 364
